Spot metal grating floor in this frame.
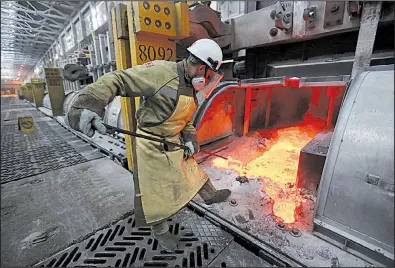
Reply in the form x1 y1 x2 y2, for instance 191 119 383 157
2 109 45 122
1 97 22 106
1 121 103 183
35 209 268 267
1 100 32 112
1 104 32 110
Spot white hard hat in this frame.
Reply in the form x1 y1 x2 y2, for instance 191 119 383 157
187 39 223 71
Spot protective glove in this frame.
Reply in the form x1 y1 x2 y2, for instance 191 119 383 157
184 141 195 158
65 108 107 137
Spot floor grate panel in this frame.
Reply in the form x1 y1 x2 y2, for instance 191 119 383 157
36 209 233 267
1 97 23 106
1 121 99 183
2 109 44 122
1 104 32 110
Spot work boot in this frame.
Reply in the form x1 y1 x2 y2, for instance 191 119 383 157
151 220 178 252
152 231 179 252
198 179 232 205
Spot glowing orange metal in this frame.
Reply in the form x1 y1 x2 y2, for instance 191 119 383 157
212 114 325 224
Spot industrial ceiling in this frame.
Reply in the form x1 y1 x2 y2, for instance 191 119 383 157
1 1 83 86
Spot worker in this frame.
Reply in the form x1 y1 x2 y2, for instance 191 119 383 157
65 39 231 251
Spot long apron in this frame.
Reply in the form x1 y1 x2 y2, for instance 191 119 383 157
134 63 208 226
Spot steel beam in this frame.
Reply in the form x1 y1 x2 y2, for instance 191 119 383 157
71 19 77 50
2 59 42 63
1 53 42 58
1 55 37 58
41 33 57 40
4 5 71 21
351 2 383 79
1 17 61 29
2 52 44 56
51 5 74 18
2 49 48 53
2 48 46 51
106 1 116 72
6 31 53 40
93 34 103 77
1 60 38 63
99 34 108 73
1 24 59 35
2 29 35 38
1 37 44 43
45 17 65 28
26 1 37 12
1 48 43 54
78 11 87 39
41 24 63 31
1 37 52 45
1 57 37 60
112 3 134 171
2 62 37 66
30 1 52 10
54 2 76 12
1 20 30 30
1 1 82 81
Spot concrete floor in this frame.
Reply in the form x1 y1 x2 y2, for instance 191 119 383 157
1 97 271 267
1 158 135 267
1 97 136 267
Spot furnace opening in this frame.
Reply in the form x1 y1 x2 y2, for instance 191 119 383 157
193 82 343 232
209 112 326 224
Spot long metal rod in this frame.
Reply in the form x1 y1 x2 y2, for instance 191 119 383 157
106 125 228 159
200 149 228 160
103 123 189 150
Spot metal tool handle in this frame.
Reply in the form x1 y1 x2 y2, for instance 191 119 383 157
200 149 228 160
103 123 189 150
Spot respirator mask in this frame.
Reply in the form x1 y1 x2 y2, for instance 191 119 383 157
191 67 224 99
191 77 206 91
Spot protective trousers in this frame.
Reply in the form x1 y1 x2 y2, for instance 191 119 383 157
151 179 217 235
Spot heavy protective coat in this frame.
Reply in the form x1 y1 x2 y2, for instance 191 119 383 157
69 60 207 225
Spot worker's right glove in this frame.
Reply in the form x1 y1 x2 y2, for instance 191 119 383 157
65 108 107 137
184 141 195 158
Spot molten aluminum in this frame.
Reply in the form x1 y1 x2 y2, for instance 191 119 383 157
212 114 325 224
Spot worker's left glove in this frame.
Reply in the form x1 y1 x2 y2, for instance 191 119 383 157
65 93 107 138
66 108 107 137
